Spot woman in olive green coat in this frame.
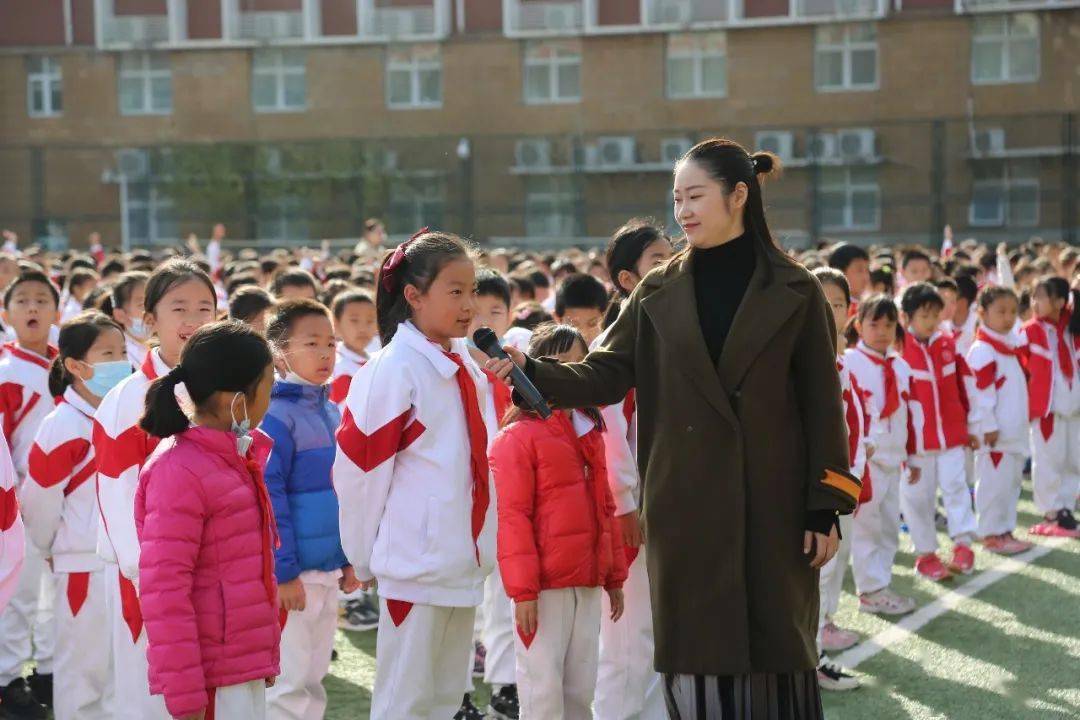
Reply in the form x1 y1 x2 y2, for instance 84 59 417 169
500 139 860 719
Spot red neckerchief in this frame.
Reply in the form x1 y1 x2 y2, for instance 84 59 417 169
140 351 159 380
3 342 58 369
975 329 1021 358
858 345 900 419
442 350 490 565
1049 312 1074 387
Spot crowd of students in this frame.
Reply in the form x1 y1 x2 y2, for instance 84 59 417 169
0 213 1074 720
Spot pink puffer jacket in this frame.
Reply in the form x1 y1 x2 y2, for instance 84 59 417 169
135 426 280 718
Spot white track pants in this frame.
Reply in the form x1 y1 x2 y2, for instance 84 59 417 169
104 564 169 720
210 679 266 720
372 600 475 720
1030 415 1080 514
818 513 854 635
851 461 901 595
268 579 338 720
902 447 977 554
975 450 1025 537
482 566 516 687
53 569 113 719
0 538 54 684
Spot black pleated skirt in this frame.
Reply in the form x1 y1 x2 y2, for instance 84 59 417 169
662 670 825 720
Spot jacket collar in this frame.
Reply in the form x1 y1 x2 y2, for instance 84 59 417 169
336 341 366 365
3 342 58 369
271 380 329 405
394 321 471 380
639 238 803 427
143 348 171 381
62 386 97 419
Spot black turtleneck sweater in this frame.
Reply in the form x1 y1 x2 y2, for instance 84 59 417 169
692 231 756 364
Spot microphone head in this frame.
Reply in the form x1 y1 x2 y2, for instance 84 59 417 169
472 327 499 352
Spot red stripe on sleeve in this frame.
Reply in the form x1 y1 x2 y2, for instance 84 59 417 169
92 420 159 479
29 438 91 489
0 487 17 531
329 374 352 405
336 407 424 472
974 362 998 391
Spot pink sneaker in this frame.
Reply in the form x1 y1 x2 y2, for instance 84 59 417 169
948 544 975 575
983 533 1032 555
820 621 859 652
915 553 953 582
858 587 917 615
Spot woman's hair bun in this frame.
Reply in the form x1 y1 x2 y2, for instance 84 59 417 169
751 151 779 176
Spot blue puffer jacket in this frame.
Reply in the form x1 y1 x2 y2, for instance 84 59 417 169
260 381 349 583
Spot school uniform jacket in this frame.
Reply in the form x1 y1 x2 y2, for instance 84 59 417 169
126 333 148 370
0 436 24 613
966 328 1029 456
0 343 58 482
843 342 914 467
332 321 499 608
902 331 970 455
838 355 872 503
328 342 366 409
592 326 640 518
1021 316 1080 422
93 349 171 583
22 387 105 574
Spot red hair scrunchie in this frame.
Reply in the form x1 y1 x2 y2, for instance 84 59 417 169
380 226 430 292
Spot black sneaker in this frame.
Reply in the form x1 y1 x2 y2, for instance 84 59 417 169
338 596 379 632
0 677 47 719
453 693 485 720
816 653 860 692
26 672 51 710
1056 509 1078 531
488 684 520 720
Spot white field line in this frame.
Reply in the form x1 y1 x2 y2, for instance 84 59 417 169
834 537 1070 670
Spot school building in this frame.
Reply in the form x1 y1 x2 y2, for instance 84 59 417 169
0 0 1077 250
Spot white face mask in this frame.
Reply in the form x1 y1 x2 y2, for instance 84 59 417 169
230 392 253 455
277 350 320 387
129 318 149 340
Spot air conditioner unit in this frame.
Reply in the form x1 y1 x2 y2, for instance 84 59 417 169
545 4 580 30
376 9 417 37
754 131 795 162
808 133 838 161
973 128 1006 156
837 128 876 160
515 139 552 169
116 149 149 179
246 12 302 40
661 138 693 165
593 137 637 168
654 0 692 23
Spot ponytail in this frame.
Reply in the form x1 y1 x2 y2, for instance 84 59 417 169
47 357 69 399
140 368 190 439
375 229 471 345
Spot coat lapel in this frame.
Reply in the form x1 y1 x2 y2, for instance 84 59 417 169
717 243 803 393
641 253 739 429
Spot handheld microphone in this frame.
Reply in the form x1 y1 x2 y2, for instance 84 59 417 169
472 327 552 419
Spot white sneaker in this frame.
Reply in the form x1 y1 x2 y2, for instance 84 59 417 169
859 587 917 616
817 654 860 691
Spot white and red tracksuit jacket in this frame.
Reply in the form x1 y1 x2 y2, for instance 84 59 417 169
0 437 24 612
328 342 367 409
966 328 1029 457
838 355 872 503
92 349 171 585
902 331 970 456
0 343 59 482
843 342 915 468
22 387 104 578
1021 315 1080 425
332 321 498 608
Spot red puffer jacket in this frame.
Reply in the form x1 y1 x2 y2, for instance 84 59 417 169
490 411 627 602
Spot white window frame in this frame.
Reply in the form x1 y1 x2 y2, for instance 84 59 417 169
525 176 580 237
127 183 177 246
386 44 443 110
968 161 1040 227
118 52 172 116
971 13 1040 85
252 49 307 113
259 194 309 242
27 56 62 118
666 32 728 100
388 176 446 233
814 23 878 93
523 40 581 105
820 167 881 231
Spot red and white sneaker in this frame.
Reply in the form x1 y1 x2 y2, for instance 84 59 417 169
982 533 1033 555
915 553 953 582
820 621 859 652
1030 510 1080 538
948 543 975 575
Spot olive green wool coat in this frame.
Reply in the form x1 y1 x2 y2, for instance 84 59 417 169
529 238 861 676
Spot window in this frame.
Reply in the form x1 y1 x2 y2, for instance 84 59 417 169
666 32 727 99
525 176 581 237
388 176 446 234
386 44 442 109
820 167 880 231
972 14 1039 85
118 53 172 115
27 56 62 117
814 23 877 92
259 195 309 242
523 41 581 105
252 49 306 112
127 183 177 245
969 160 1039 227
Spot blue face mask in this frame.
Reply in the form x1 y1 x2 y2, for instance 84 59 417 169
129 319 149 340
84 361 133 398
